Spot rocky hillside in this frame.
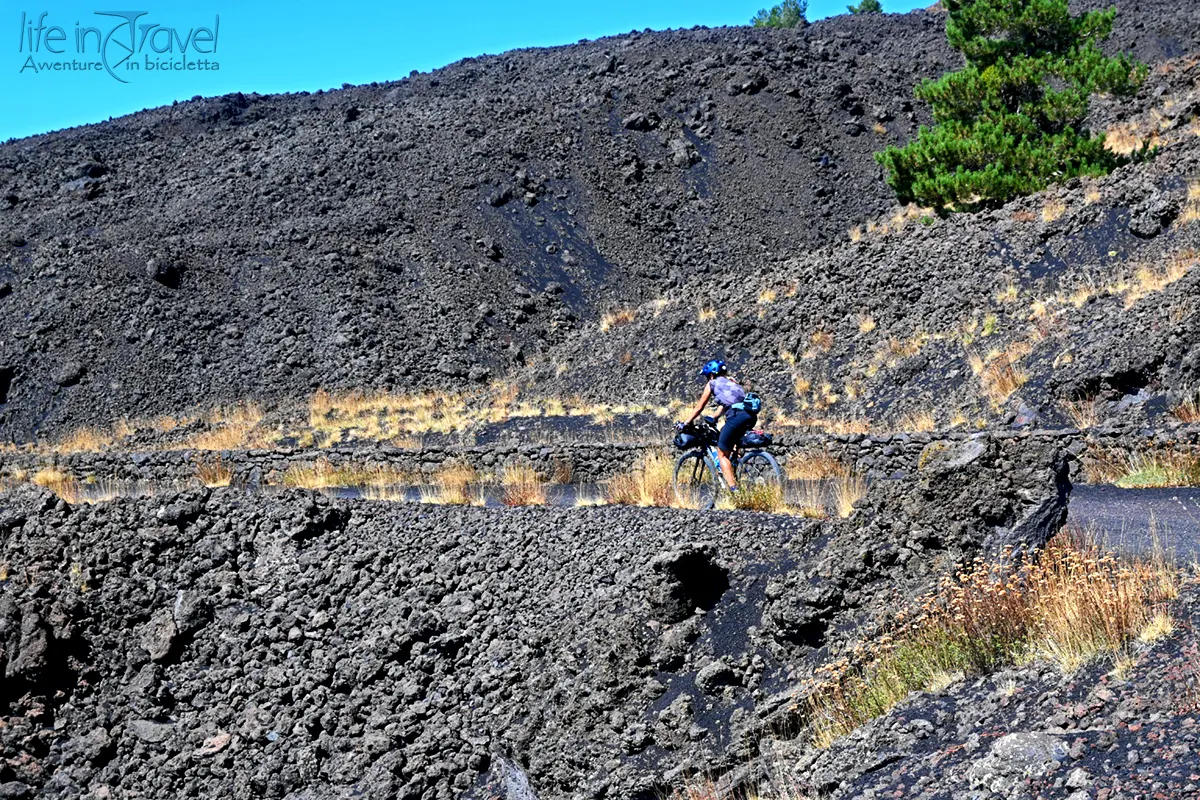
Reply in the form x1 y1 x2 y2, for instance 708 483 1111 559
0 434 1071 799
1 1 1199 440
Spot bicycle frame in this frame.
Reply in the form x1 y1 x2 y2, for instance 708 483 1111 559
699 443 743 488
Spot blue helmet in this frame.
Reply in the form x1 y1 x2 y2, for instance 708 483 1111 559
700 359 727 378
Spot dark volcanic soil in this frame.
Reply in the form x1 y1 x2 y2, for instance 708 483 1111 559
0 435 1068 799
1 2 1199 440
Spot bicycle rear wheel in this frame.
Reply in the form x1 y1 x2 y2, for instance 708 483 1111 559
673 451 719 510
737 450 782 490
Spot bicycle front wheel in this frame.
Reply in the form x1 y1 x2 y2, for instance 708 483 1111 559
737 450 782 490
673 451 719 510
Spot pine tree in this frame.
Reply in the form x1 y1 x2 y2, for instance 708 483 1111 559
752 0 808 28
848 0 883 13
875 0 1146 212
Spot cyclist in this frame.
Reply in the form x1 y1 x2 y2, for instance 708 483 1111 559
678 359 757 494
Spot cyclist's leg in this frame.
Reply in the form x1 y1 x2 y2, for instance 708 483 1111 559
716 446 738 490
716 410 756 490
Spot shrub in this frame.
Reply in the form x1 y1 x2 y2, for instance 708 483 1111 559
875 0 1147 211
848 0 882 12
752 0 807 27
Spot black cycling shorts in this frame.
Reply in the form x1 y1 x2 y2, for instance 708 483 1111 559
717 408 757 453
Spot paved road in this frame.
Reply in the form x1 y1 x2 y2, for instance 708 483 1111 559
1068 484 1200 563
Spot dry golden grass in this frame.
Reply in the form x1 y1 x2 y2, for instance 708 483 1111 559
1104 121 1162 156
757 288 778 305
1081 445 1200 488
309 389 471 441
29 469 140 505
1041 197 1067 223
974 349 1029 407
1173 390 1200 423
419 460 479 505
857 315 876 334
994 283 1019 304
51 427 113 454
1181 182 1200 224
32 467 76 498
605 450 676 507
1122 251 1196 308
281 459 413 490
360 484 415 502
786 452 845 481
786 455 865 517
805 532 1180 747
789 480 830 519
698 307 717 323
1062 397 1103 429
832 470 866 518
895 409 936 433
855 204 935 240
872 121 887 136
1084 186 1103 205
500 462 547 506
885 336 922 360
775 414 872 436
809 330 834 353
574 488 608 508
599 308 637 332
195 457 233 488
183 402 268 451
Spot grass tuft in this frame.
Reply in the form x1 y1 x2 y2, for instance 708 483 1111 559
973 348 1028 406
52 427 113 454
1082 446 1200 488
832 470 867 518
786 455 865 518
1061 397 1103 429
185 402 268 450
195 457 233 488
420 460 479 505
806 531 1179 747
500 462 547 506
1172 390 1200 423
599 308 637 332
895 409 936 433
723 483 789 513
605 450 676 507
1041 197 1067 223
282 459 413 490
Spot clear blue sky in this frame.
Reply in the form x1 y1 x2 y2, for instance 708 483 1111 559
5 0 927 141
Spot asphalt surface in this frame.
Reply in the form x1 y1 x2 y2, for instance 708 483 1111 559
1069 484 1200 562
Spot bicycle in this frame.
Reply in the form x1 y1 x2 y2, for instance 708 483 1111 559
672 418 782 510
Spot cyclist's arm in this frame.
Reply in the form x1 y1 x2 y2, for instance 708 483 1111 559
682 384 713 425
